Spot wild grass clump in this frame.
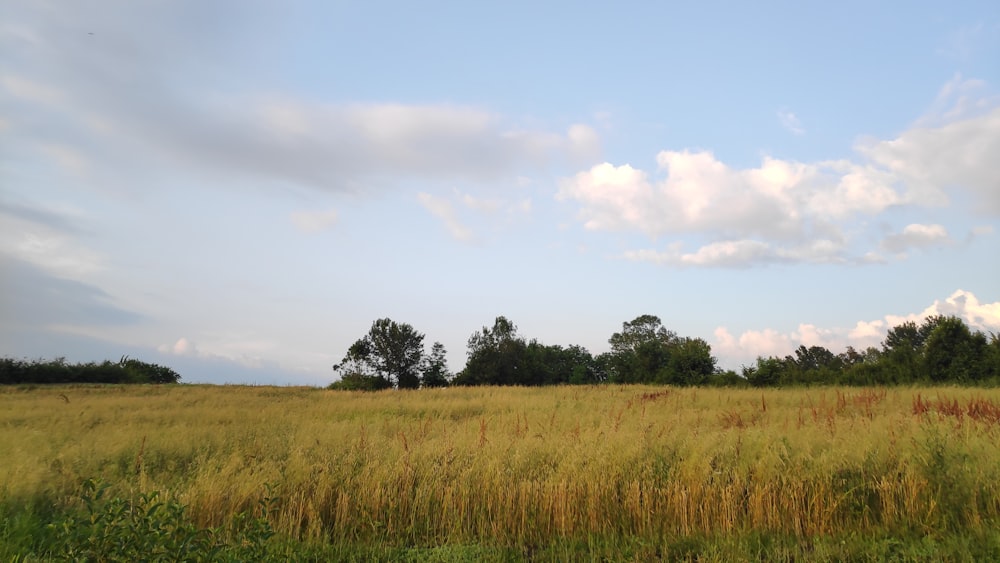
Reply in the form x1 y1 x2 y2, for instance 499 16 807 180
2 383 1000 559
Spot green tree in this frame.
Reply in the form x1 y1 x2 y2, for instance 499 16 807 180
663 337 716 386
522 342 601 385
119 356 182 384
922 316 988 383
454 316 528 386
332 318 425 389
987 332 1000 381
421 341 451 388
607 315 678 383
881 321 925 382
742 356 788 387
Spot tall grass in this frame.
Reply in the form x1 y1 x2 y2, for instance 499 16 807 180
2 384 1000 556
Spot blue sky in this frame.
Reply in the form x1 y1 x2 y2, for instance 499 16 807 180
1 0 998 385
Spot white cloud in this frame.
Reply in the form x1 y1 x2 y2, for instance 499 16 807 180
625 238 848 268
714 327 793 360
3 16 604 197
880 223 951 254
559 77 1000 268
713 289 1000 366
289 209 339 234
0 214 103 280
859 105 1000 213
885 289 1000 332
794 323 835 348
418 188 535 241
158 337 198 356
848 319 884 340
566 123 601 161
120 97 603 193
777 110 804 135
156 333 297 373
918 74 993 125
559 151 903 242
417 192 473 242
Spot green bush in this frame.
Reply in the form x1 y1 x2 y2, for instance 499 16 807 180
0 357 181 385
46 479 275 562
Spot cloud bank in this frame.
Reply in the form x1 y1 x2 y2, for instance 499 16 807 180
559 79 999 268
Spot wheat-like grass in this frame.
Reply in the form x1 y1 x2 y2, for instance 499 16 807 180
2 384 999 545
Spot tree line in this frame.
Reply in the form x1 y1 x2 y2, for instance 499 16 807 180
330 314 1000 390
0 356 182 385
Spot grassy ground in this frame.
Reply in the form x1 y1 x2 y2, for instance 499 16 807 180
2 383 1000 560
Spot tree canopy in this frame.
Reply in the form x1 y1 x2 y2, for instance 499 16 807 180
330 313 1000 390
332 318 426 390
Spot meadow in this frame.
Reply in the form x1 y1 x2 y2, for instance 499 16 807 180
2 383 1000 561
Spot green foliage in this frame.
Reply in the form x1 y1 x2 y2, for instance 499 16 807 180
0 356 181 385
664 337 716 385
923 316 988 383
328 371 393 391
45 478 275 562
742 356 786 387
330 313 997 389
605 316 716 385
118 356 183 384
420 342 451 388
454 319 605 386
737 316 998 388
454 316 529 386
606 315 677 383
333 318 426 389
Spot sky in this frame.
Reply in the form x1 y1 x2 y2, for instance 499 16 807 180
1 0 999 386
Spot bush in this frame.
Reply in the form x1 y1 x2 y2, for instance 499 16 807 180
47 479 275 562
0 356 181 385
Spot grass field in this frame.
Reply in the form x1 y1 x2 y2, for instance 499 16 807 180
3 383 1000 561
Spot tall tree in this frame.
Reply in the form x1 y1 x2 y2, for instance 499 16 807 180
455 316 528 386
607 315 678 383
333 318 425 389
664 337 716 386
922 316 987 383
421 341 451 388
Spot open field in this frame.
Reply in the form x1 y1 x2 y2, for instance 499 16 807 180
3 384 1000 560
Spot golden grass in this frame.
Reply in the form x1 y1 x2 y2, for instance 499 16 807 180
2 384 999 546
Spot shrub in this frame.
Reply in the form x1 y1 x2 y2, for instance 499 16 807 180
47 479 275 562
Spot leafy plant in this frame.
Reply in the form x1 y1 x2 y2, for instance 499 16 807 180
48 479 275 562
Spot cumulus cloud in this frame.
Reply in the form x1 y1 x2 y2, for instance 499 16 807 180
713 289 1000 367
885 289 1000 332
848 320 885 340
559 151 908 238
559 78 1000 268
559 150 905 267
859 104 1000 214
